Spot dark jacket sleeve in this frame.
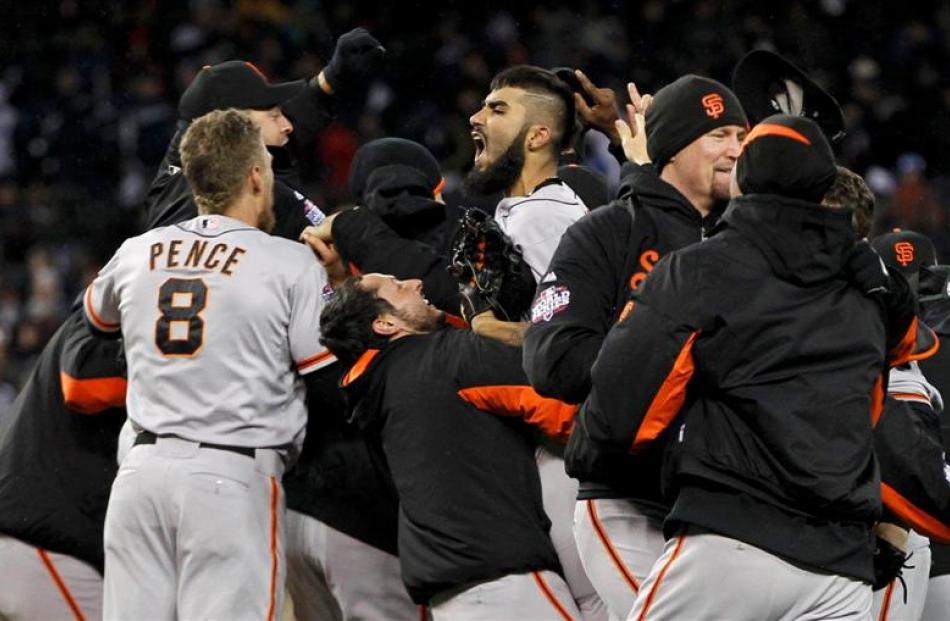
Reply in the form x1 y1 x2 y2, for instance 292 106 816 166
522 205 631 404
876 395 950 542
571 254 700 456
60 311 127 415
282 81 337 161
333 207 460 313
451 331 575 442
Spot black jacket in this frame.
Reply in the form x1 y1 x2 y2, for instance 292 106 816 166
340 329 562 604
916 265 950 576
526 163 718 507
142 82 336 237
578 195 926 582
0 308 126 572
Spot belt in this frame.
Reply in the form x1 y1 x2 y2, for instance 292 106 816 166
134 431 256 458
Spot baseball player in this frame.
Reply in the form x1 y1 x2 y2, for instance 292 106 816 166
0 304 126 620
524 74 747 619
463 64 604 620
86 109 333 619
317 273 579 619
586 115 928 620
137 31 416 620
870 228 946 621
145 28 385 236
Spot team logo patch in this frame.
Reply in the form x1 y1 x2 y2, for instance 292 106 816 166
531 285 570 323
321 283 336 303
701 93 724 119
894 241 915 267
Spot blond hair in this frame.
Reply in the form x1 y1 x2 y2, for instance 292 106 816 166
179 109 265 215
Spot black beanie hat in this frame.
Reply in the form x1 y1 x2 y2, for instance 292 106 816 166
645 75 748 170
736 114 835 203
349 138 443 202
178 61 305 121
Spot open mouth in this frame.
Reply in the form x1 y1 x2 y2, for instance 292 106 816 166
471 132 486 162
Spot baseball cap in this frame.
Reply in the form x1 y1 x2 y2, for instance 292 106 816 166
178 61 306 121
645 75 748 171
736 114 835 203
871 228 938 289
732 50 845 144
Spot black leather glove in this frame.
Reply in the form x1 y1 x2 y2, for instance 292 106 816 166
322 28 385 93
845 241 890 295
872 535 909 591
459 284 494 325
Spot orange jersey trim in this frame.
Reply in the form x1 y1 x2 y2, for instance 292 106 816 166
296 349 335 372
443 313 468 330
60 372 127 415
632 332 698 451
83 286 119 331
37 549 86 621
587 499 639 594
532 571 574 621
889 391 932 406
266 476 280 621
433 177 446 196
870 375 885 427
342 349 381 386
636 534 686 621
881 482 950 543
457 385 576 442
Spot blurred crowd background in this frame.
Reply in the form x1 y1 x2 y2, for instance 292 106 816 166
0 0 948 409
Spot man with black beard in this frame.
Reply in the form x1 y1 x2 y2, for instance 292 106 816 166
463 65 588 346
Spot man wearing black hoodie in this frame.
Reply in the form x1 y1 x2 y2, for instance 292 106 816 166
523 74 748 618
584 115 925 619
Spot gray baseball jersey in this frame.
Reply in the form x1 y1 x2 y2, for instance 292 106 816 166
494 179 588 282
84 214 333 448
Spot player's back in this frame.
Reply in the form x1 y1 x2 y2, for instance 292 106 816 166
86 214 327 448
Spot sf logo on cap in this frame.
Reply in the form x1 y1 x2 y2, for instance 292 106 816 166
895 241 915 266
702 93 725 119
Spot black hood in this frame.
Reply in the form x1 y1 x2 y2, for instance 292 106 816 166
362 164 446 240
721 194 855 285
920 264 950 336
617 162 724 233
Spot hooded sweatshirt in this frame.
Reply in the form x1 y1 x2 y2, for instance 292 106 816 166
576 194 916 581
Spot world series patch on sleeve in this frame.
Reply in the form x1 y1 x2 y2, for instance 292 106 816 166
531 285 570 323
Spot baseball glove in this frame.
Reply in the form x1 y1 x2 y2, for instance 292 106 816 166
872 523 910 591
447 207 536 323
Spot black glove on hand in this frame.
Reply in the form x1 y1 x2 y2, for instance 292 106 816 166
323 28 385 93
845 241 890 295
459 284 495 325
872 535 909 591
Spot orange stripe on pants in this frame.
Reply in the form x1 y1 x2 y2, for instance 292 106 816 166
266 476 279 621
37 548 87 621
532 571 574 620
637 534 686 621
587 499 639 594
878 579 895 621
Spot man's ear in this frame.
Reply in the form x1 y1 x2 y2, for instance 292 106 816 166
249 164 265 195
526 124 553 152
372 314 401 337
